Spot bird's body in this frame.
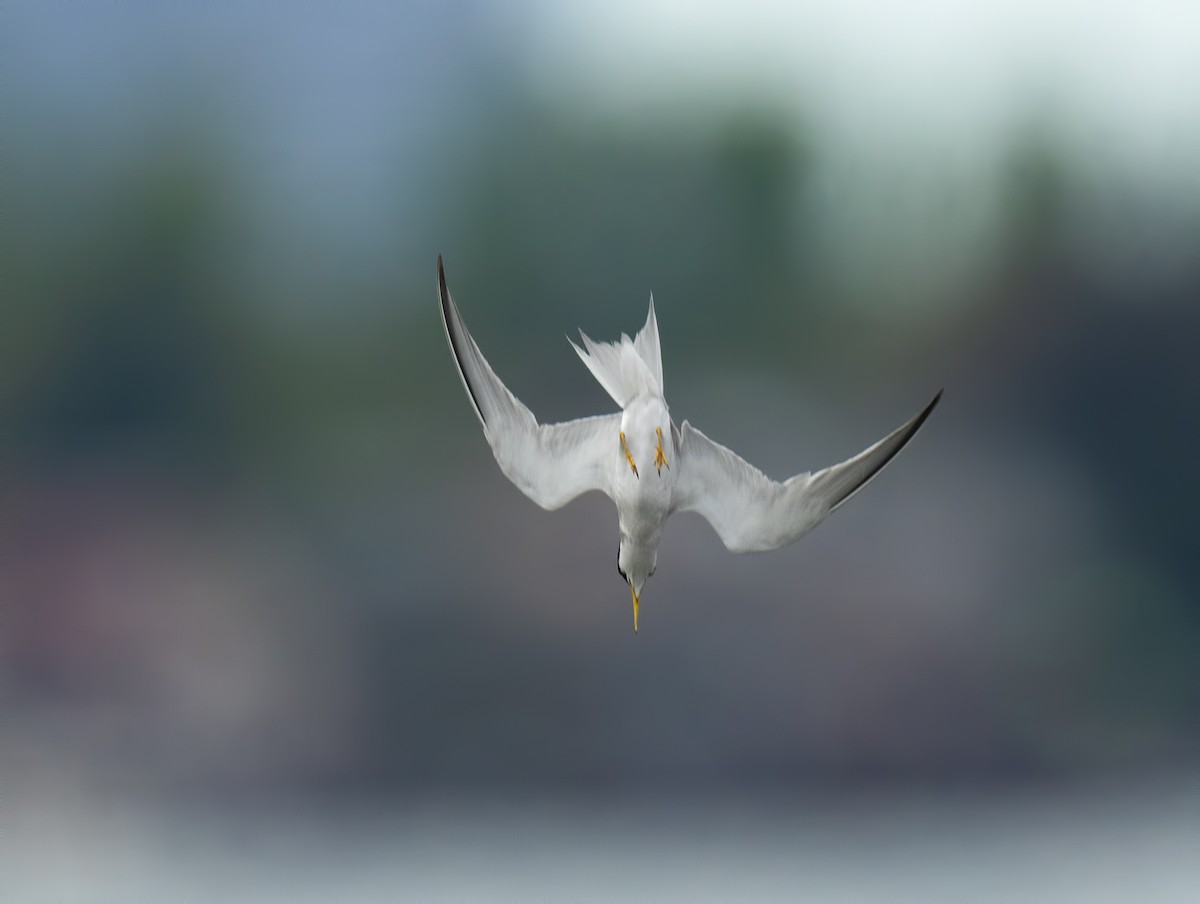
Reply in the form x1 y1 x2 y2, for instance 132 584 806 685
438 256 940 631
612 394 675 587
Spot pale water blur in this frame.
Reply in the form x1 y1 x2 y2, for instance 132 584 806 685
6 3 1199 901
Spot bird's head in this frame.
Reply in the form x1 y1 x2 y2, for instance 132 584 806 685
617 543 657 634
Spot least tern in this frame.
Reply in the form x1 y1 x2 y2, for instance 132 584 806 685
438 256 941 632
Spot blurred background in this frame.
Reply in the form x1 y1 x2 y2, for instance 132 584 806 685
6 2 1199 900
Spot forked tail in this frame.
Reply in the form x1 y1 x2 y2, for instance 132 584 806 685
569 295 663 409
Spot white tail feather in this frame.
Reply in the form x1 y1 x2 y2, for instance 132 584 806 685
569 295 664 408
634 294 663 391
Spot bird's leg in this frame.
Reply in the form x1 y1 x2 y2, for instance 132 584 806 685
655 426 669 475
619 432 639 479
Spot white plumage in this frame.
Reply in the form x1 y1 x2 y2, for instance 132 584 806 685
438 256 941 631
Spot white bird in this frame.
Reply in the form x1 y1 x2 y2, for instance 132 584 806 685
438 256 941 632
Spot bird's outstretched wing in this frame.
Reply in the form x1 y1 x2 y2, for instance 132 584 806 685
439 256 620 510
672 391 942 552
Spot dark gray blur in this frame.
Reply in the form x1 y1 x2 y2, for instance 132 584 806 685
7 3 1198 901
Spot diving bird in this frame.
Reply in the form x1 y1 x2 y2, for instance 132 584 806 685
438 256 941 632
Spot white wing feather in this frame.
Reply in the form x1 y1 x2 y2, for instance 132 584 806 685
438 256 620 510
672 391 942 553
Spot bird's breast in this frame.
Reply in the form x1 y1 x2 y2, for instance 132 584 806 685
613 393 675 531
613 460 673 535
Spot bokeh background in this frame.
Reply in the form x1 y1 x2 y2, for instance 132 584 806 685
6 2 1199 900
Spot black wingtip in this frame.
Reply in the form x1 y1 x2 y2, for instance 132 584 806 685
897 388 943 451
826 388 944 511
437 254 456 336
914 388 943 431
437 254 486 425
436 253 449 315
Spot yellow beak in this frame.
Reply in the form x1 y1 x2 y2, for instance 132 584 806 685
630 583 640 634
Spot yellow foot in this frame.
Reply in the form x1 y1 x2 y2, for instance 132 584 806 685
655 427 669 475
620 431 639 479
